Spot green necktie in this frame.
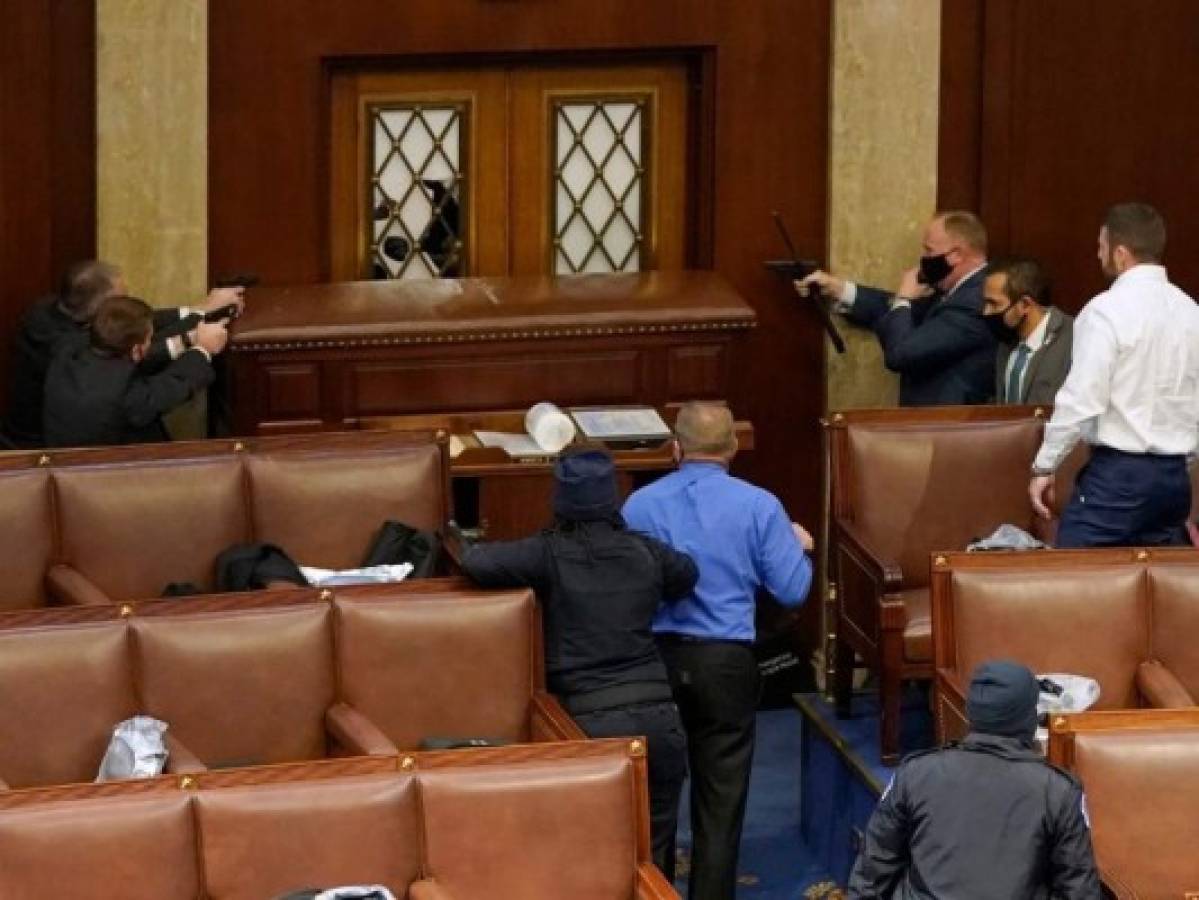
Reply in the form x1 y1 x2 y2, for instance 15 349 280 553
1006 344 1031 403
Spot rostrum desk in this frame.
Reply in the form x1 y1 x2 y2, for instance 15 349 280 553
223 270 757 435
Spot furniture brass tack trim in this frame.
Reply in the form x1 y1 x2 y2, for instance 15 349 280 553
231 319 756 352
37 454 51 466
399 756 416 771
934 555 947 566
119 604 134 618
179 776 197 790
629 739 645 757
319 589 334 602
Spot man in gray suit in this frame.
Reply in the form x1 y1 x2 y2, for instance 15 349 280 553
984 258 1073 405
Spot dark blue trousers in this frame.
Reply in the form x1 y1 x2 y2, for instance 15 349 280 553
1056 446 1191 548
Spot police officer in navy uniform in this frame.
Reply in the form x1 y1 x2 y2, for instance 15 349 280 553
461 448 694 882
848 661 1100 899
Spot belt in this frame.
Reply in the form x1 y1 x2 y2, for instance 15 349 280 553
656 632 754 648
1092 445 1186 461
562 681 674 716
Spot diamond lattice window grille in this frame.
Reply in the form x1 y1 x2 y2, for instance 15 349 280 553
368 103 467 280
552 98 647 275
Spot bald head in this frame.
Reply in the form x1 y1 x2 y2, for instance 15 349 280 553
675 402 737 461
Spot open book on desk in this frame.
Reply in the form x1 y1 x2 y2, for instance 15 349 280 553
568 406 673 450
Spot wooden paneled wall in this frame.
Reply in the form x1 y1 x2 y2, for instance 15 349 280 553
208 1 835 576
940 0 1199 313
0 0 95 402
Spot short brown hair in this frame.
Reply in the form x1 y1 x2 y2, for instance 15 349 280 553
936 210 988 254
1104 202 1166 262
988 257 1052 306
59 260 120 322
675 402 736 457
90 295 153 356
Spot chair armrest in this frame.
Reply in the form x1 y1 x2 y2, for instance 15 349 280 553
1100 867 1136 899
439 527 465 575
833 518 904 593
529 692 587 741
636 863 680 899
45 564 113 606
164 733 207 774
325 702 400 756
409 879 456 900
1137 660 1197 708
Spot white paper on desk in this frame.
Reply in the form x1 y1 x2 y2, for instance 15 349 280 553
570 407 672 440
474 431 551 458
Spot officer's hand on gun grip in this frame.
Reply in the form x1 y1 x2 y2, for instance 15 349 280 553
793 270 845 301
194 322 229 356
203 286 246 316
792 522 815 552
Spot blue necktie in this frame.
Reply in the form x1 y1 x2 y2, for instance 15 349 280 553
1006 344 1031 403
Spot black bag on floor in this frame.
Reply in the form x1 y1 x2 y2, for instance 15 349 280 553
361 520 441 578
215 543 308 591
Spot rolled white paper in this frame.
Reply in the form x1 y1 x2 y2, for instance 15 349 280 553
526 402 576 453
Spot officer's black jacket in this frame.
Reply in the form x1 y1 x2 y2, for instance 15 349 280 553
848 732 1100 900
461 518 697 697
3 295 198 447
42 337 213 448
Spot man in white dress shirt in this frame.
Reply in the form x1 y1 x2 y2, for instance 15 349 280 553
1029 203 1199 547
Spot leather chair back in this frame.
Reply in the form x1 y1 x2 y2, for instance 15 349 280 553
420 754 638 900
0 793 198 899
1148 565 1199 697
336 590 536 748
52 457 247 597
845 419 1042 587
195 772 422 900
949 566 1148 707
0 470 54 609
132 603 335 767
1072 728 1199 899
0 620 135 788
248 442 445 570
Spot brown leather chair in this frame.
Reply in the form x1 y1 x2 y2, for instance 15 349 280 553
931 548 1199 741
0 792 200 899
335 586 580 749
3 429 450 607
195 769 423 900
826 406 1050 762
416 747 651 900
1048 709 1199 899
0 617 135 788
0 468 55 611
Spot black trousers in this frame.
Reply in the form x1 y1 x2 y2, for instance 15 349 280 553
658 639 760 900
1057 446 1191 548
573 699 688 881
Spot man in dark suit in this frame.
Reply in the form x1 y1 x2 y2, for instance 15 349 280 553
984 257 1073 405
795 211 996 405
43 295 227 448
2 259 244 447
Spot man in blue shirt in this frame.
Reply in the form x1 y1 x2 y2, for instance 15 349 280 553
623 402 814 900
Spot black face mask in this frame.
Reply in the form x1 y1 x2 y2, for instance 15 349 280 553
984 307 1022 345
917 252 953 286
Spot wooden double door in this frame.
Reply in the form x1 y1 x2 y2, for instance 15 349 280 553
330 60 691 281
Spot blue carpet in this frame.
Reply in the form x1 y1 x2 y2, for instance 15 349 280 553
795 688 935 886
674 708 841 898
